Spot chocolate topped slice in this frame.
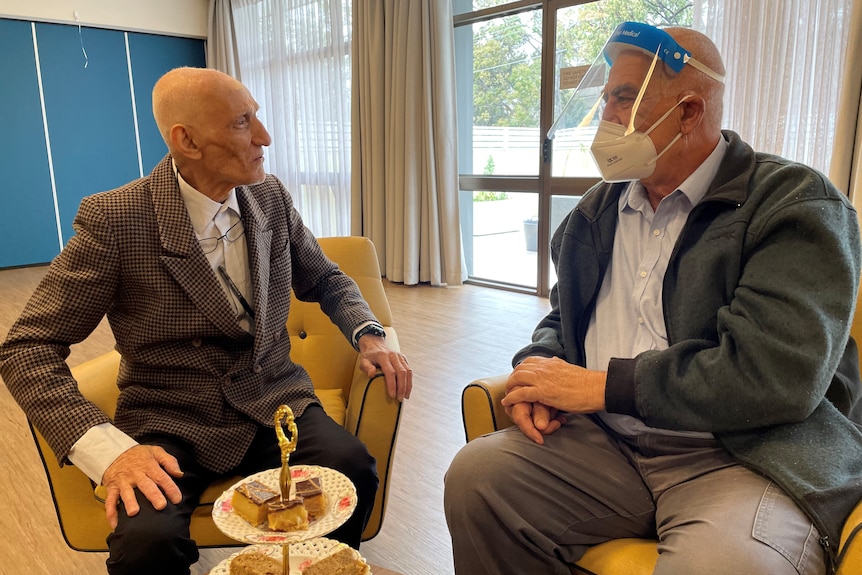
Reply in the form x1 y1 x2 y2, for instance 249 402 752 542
295 477 323 498
236 480 279 505
231 480 280 526
267 497 309 531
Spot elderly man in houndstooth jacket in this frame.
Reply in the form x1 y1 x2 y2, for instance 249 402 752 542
0 67 412 575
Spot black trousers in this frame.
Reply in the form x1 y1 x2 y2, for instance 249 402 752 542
105 405 378 575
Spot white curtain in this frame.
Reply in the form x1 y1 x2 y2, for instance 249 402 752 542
230 0 353 238
352 0 466 286
206 0 242 79
831 0 862 206
692 0 853 176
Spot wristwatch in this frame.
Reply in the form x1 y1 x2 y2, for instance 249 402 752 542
354 322 386 348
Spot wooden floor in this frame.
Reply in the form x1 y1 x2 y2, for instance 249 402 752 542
0 265 550 575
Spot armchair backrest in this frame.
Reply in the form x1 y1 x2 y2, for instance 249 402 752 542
287 236 391 398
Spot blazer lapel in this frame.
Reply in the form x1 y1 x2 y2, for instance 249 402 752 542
237 186 273 356
149 156 248 338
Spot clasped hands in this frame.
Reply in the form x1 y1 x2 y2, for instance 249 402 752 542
502 356 607 444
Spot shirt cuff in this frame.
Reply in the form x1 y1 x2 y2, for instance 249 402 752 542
67 423 138 484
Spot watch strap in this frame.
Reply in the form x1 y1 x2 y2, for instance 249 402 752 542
354 322 386 348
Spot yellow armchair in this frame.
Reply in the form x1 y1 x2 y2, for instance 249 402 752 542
29 235 402 551
462 282 862 574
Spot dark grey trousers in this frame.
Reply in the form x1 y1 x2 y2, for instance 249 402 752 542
444 414 825 575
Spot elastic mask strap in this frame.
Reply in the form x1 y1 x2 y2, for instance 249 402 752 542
653 132 683 163
645 95 692 165
644 95 692 137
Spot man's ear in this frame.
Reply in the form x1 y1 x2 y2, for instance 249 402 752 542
169 124 202 159
679 95 705 135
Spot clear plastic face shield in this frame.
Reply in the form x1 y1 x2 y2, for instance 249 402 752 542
559 22 724 182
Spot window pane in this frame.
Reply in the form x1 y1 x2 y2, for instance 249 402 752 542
468 191 538 288
455 8 542 176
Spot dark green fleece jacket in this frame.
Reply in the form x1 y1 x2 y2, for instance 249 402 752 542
515 130 862 569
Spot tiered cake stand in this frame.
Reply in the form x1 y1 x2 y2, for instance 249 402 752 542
210 406 360 574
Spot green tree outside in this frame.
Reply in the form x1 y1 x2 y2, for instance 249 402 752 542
470 0 693 129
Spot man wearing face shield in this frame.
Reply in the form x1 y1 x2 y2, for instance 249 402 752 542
445 22 862 575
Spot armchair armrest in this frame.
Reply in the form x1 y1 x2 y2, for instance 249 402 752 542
838 499 862 574
461 374 511 443
345 326 403 540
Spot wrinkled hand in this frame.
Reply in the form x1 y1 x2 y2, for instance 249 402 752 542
503 389 566 445
502 357 607 438
101 445 184 529
358 335 412 401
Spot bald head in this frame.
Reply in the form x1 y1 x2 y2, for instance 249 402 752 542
152 67 247 151
150 67 271 201
664 27 726 129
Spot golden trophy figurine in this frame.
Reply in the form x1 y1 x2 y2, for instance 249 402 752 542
275 404 298 499
274 404 298 574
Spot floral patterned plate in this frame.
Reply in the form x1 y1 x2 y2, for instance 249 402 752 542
209 538 371 574
212 465 357 543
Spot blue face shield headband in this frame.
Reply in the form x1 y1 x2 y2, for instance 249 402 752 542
603 22 725 84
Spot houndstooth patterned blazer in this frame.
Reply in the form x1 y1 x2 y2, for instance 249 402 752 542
0 155 378 473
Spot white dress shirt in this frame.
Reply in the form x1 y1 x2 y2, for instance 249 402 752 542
585 137 728 438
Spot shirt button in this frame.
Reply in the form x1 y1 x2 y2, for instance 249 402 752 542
639 270 647 278
653 229 661 236
299 330 308 339
638 317 645 324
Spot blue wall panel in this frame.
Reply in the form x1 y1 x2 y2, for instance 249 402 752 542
36 23 140 245
0 19 61 267
1 19 207 268
128 33 206 174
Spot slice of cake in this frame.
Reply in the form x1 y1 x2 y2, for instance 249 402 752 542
301 547 370 575
267 498 309 531
229 551 282 575
231 480 280 527
295 477 327 519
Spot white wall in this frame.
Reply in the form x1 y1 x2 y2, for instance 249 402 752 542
0 0 208 38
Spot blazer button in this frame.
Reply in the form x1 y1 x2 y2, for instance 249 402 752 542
192 338 202 347
254 364 262 373
299 330 308 339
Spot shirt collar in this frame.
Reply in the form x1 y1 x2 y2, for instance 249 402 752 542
172 160 241 236
619 136 729 213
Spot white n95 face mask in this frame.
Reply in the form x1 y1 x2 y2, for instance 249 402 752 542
589 96 689 183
